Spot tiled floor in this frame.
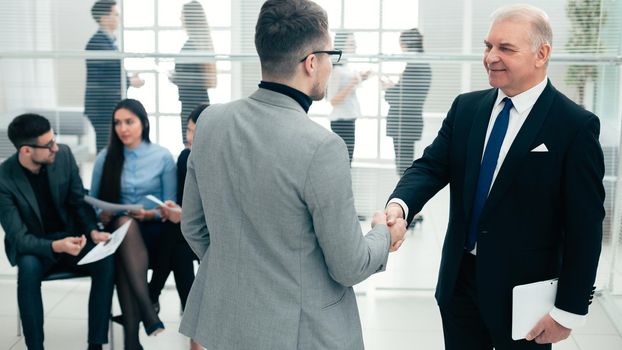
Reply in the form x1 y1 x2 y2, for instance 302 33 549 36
1 279 621 349
1 169 622 349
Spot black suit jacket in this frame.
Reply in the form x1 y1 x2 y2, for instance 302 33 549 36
84 29 127 119
389 81 604 330
0 144 98 266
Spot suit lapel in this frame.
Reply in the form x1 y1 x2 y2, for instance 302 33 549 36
462 89 498 220
10 159 43 227
480 81 556 221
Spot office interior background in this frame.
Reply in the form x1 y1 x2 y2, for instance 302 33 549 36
1 0 622 349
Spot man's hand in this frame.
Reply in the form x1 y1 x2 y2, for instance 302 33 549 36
373 210 406 252
90 230 111 244
371 211 386 228
388 218 407 252
526 313 571 344
385 203 407 252
385 203 405 226
52 235 87 256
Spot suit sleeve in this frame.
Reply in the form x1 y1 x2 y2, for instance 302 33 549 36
388 95 457 223
63 146 98 238
304 134 390 287
0 177 55 265
556 115 605 315
180 151 210 259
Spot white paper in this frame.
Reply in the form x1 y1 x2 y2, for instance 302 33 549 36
145 195 182 213
78 220 131 265
84 195 143 214
512 278 558 340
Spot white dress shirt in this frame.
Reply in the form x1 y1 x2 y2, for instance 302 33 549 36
389 77 586 329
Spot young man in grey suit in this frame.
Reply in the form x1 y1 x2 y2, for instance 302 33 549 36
0 114 115 350
179 0 407 349
385 4 604 349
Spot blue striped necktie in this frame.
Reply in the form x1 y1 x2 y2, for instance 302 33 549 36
466 97 513 251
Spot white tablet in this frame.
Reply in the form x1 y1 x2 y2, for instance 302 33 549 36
512 278 558 340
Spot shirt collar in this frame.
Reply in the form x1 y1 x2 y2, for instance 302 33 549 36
258 81 313 113
495 77 548 114
124 141 147 156
20 163 47 177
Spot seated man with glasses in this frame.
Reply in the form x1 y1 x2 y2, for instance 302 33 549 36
0 113 115 350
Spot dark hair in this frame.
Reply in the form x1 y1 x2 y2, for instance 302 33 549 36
98 99 150 203
7 113 51 149
400 28 424 53
254 0 329 78
182 1 214 50
91 0 116 23
187 103 209 124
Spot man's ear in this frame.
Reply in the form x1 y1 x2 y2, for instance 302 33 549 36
535 43 551 68
18 145 30 157
301 54 317 77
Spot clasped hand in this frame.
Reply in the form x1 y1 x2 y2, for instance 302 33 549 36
52 235 87 256
371 205 408 252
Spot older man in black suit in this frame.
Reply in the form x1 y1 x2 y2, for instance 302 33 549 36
0 114 115 350
385 4 604 349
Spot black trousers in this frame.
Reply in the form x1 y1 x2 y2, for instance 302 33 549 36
148 221 196 310
16 239 115 350
392 137 415 176
87 114 111 154
331 119 356 163
439 252 551 350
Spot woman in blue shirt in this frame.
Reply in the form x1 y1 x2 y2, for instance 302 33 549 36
90 99 176 349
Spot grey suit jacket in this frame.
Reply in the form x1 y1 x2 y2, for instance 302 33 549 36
0 144 98 266
180 88 391 350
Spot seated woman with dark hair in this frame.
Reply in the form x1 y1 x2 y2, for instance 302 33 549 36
149 103 208 350
90 98 176 350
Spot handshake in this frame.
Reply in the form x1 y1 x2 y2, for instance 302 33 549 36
371 203 409 253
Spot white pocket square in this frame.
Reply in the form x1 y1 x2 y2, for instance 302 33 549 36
531 144 548 152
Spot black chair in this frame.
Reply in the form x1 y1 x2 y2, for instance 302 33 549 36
16 265 115 349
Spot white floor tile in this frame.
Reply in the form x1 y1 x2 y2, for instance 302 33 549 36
572 334 622 350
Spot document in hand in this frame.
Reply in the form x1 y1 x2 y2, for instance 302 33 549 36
512 278 558 340
145 194 182 213
77 220 131 265
84 195 143 214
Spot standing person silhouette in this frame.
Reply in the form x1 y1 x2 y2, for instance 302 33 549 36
170 0 216 144
383 27 431 176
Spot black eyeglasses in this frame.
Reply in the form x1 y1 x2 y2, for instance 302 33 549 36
21 138 56 151
299 50 342 64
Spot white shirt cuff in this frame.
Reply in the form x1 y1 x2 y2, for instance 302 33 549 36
387 198 409 220
549 306 586 329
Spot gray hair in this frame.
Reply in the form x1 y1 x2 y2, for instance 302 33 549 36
491 4 552 52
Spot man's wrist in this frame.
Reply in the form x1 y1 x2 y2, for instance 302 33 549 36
387 198 408 219
51 240 61 253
